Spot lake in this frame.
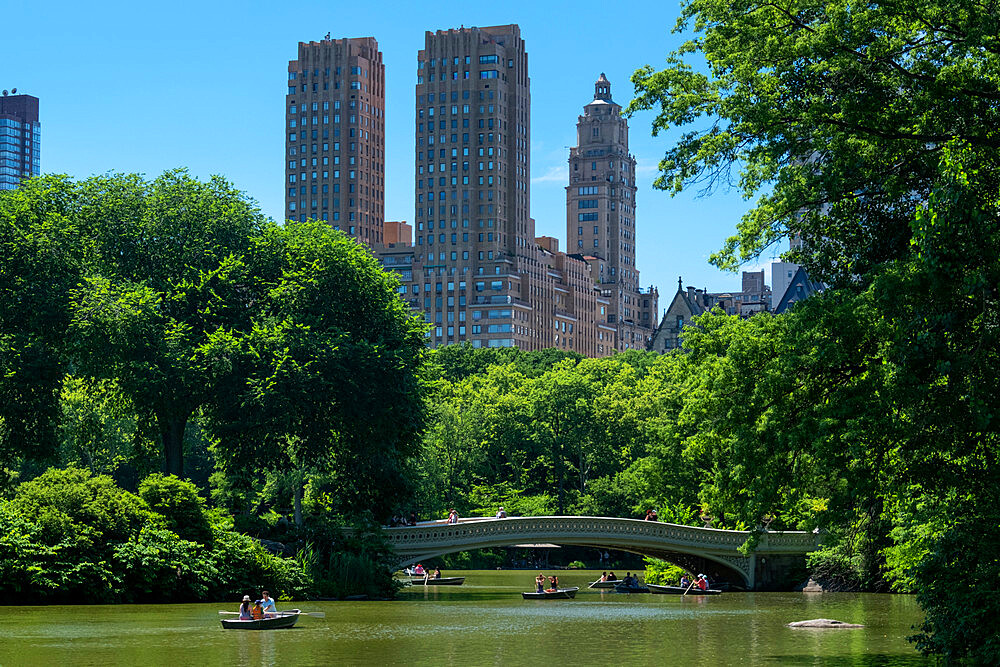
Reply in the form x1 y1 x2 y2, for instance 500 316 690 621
0 570 930 665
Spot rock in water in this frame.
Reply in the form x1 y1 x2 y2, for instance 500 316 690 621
787 619 864 629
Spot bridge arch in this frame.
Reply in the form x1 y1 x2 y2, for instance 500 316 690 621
382 516 819 590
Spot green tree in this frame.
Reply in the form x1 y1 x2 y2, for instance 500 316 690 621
0 176 85 483
138 473 213 545
207 220 428 524
628 1 1000 655
68 170 268 477
628 0 1000 285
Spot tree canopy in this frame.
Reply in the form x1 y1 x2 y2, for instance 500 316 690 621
628 0 1000 659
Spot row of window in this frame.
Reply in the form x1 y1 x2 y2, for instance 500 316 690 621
289 66 367 79
419 90 496 104
417 55 512 68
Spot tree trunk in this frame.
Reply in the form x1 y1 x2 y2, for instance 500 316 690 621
159 413 189 477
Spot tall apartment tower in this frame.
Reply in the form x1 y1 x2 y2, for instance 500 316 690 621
410 25 531 347
566 75 657 349
285 37 385 243
414 25 532 268
0 91 40 190
381 25 617 355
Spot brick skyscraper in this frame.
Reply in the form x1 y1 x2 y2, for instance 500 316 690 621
0 91 40 191
285 37 385 243
567 75 657 349
380 25 618 353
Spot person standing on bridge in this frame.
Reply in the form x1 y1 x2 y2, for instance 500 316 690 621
447 509 458 524
495 506 507 519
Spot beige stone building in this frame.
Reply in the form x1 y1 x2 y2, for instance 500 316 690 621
566 74 658 350
294 29 656 357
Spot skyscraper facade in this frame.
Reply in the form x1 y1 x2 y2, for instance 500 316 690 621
0 91 40 191
566 75 657 349
382 25 618 353
285 37 385 243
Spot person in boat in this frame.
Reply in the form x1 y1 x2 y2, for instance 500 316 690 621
432 567 442 579
547 575 559 591
413 563 426 576
259 590 276 618
622 572 633 587
239 595 252 620
600 571 608 582
535 573 546 593
495 506 507 519
251 599 264 620
680 574 691 588
697 574 709 591
608 571 617 581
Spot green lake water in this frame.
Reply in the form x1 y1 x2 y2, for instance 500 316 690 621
0 570 930 666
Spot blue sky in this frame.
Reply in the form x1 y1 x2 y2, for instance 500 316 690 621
3 0 784 299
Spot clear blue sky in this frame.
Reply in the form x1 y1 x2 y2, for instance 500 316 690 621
2 0 784 300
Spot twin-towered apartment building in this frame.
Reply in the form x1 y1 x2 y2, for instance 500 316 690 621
285 25 658 356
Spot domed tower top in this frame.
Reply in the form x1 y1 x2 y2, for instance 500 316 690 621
594 73 612 102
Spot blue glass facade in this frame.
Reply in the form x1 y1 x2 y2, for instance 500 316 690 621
0 94 41 191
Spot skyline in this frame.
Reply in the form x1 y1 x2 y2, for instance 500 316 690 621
1 0 785 301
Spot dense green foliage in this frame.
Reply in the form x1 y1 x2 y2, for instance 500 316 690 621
415 348 691 520
0 467 308 603
626 0 1000 660
0 171 427 602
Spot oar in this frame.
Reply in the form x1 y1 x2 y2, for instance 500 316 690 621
218 610 326 618
682 578 696 597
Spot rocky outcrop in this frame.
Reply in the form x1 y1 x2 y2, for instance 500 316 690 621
787 619 864 629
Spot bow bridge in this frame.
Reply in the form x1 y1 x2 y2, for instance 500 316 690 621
384 516 820 590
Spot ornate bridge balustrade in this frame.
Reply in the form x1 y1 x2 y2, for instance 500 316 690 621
383 516 820 590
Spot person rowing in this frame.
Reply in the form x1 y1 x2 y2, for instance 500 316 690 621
259 590 277 618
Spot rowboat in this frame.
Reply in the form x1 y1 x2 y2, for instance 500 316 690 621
647 584 723 595
522 587 579 600
614 584 650 594
587 579 624 589
408 576 466 586
221 610 301 630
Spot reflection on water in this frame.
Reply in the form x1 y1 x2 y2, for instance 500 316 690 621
0 570 930 666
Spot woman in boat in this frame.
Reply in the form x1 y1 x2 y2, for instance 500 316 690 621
600 571 608 582
535 573 546 593
239 595 252 620
608 571 617 581
432 567 442 579
413 563 426 576
697 574 708 591
548 575 559 591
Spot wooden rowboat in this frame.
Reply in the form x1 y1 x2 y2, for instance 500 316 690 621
522 587 579 600
408 576 466 586
221 610 300 630
587 579 624 589
647 584 723 595
614 584 650 594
